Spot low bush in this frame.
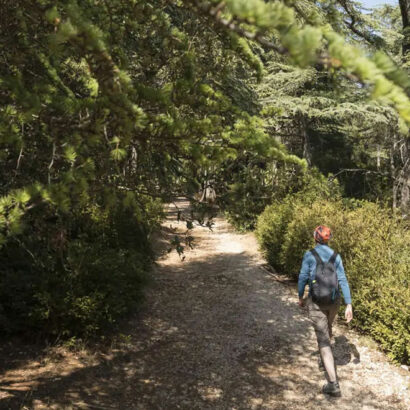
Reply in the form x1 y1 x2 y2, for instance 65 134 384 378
0 199 163 339
223 162 340 231
255 170 341 271
257 197 410 364
255 198 295 271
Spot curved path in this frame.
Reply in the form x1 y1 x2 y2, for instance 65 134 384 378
0 199 408 409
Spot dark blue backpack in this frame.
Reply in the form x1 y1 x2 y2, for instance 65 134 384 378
310 249 340 305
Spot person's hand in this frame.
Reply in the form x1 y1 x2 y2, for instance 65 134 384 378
298 298 305 307
345 304 353 323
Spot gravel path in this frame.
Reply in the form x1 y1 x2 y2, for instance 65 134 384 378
0 199 408 409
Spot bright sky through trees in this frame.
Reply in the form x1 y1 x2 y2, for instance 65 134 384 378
360 0 397 7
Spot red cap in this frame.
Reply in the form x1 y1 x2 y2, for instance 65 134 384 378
313 225 332 243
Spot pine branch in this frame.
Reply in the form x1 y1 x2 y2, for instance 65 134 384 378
186 1 357 78
336 0 385 48
189 0 287 55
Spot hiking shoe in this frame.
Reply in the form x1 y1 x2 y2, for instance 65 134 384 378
322 381 341 397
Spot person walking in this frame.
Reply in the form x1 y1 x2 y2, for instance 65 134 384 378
298 225 353 397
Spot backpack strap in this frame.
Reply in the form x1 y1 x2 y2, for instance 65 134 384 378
309 249 323 282
310 248 323 266
329 251 338 265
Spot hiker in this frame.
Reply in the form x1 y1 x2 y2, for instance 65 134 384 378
297 225 353 397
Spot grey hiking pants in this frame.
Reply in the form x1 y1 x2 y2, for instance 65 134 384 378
307 297 341 348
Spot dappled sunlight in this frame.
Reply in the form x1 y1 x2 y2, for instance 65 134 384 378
1 0 409 404
0 203 408 409
197 385 223 401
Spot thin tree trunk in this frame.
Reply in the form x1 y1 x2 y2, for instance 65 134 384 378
301 118 312 167
394 137 410 213
399 149 410 212
390 130 404 211
400 170 410 211
399 0 410 57
390 141 398 209
376 145 381 170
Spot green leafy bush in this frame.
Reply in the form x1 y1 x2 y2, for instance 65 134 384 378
0 201 162 339
257 197 410 364
255 169 341 270
255 198 295 271
279 200 345 278
224 161 340 231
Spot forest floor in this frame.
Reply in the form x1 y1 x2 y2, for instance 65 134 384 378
0 198 409 409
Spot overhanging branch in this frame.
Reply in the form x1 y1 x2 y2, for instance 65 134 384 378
337 0 385 48
188 0 287 55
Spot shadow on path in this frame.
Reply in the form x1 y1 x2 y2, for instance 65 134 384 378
0 244 400 409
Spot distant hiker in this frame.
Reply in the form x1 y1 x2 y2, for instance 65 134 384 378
297 225 353 397
198 181 216 204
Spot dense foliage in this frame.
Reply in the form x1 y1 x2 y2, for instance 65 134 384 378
256 195 410 364
222 1 410 230
0 0 302 338
0 0 409 350
0 205 160 337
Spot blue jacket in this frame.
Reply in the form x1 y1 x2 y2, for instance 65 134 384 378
298 243 352 304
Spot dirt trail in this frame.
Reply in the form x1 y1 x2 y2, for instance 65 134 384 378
0 199 409 409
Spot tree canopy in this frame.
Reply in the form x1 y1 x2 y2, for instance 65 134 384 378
0 0 409 349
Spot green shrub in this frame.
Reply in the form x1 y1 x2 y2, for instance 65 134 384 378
0 201 162 339
224 164 340 231
337 204 410 364
257 197 410 364
255 198 295 271
255 170 341 271
223 178 274 232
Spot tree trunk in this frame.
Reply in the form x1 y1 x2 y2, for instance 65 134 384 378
390 139 398 210
376 144 381 170
301 119 312 167
399 140 410 213
399 0 410 57
400 167 410 212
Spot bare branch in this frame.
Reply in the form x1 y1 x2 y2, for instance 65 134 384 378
328 168 390 181
337 0 385 48
16 123 24 171
16 146 23 170
48 142 56 185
